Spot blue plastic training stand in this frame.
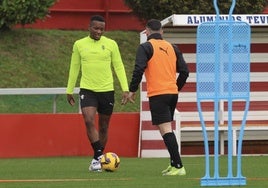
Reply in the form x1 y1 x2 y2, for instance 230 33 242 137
196 0 250 186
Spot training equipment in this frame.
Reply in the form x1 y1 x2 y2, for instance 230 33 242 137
196 0 250 186
100 152 120 172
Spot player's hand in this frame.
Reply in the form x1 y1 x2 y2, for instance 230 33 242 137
67 94 75 106
127 92 136 103
121 91 129 105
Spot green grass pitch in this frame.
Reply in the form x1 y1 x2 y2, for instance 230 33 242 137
0 156 267 188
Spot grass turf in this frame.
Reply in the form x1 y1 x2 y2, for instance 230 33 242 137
0 156 267 188
0 29 140 113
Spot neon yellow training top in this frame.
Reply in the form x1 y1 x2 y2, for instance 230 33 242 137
66 36 129 94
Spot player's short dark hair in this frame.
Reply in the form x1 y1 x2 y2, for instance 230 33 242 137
146 19 162 31
90 15 105 23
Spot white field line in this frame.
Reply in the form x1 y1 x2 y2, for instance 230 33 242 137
0 178 132 183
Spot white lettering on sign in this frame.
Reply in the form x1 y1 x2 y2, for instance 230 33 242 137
171 15 268 26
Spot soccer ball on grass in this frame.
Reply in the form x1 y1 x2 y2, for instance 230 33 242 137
100 152 120 172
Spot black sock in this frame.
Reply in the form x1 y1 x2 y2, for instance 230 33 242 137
162 132 183 168
91 140 104 160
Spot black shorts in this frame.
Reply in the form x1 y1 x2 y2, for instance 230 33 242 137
149 94 178 125
79 89 115 115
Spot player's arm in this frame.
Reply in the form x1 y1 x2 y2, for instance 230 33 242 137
66 42 81 105
110 41 130 105
124 43 151 105
129 43 151 93
173 44 189 91
111 41 129 92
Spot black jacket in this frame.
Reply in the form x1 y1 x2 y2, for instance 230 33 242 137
129 33 189 92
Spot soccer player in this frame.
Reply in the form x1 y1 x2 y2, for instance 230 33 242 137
66 15 129 172
124 19 189 175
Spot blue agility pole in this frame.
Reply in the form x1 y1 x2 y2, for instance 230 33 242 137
196 0 250 186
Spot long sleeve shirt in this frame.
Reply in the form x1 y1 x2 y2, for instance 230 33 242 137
66 36 129 94
129 33 189 96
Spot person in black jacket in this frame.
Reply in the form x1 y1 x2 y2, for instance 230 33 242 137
123 19 189 175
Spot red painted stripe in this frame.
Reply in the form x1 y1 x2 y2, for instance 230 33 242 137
230 101 268 111
142 121 224 129
143 82 268 92
251 82 268 91
187 63 196 72
141 140 166 149
176 102 218 112
142 82 197 93
141 102 147 111
142 82 147 91
142 121 158 130
143 101 214 112
244 120 268 125
178 83 196 92
167 82 268 92
143 101 268 112
176 43 268 53
180 120 268 126
141 121 176 130
187 63 268 73
177 44 196 53
141 120 268 131
251 43 268 53
251 63 268 72
177 101 213 111
177 101 268 111
180 122 213 126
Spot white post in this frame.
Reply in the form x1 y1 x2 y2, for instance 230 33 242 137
174 109 182 154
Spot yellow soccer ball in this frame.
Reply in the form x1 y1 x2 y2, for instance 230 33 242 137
100 152 120 172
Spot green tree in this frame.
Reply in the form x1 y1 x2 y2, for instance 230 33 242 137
124 0 268 21
0 0 56 31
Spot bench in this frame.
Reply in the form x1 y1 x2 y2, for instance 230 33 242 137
174 109 268 156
